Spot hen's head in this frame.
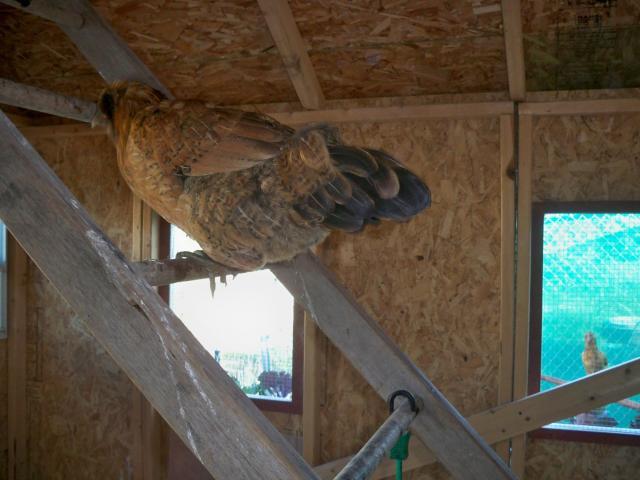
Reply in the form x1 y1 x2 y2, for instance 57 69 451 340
584 331 597 348
95 81 165 138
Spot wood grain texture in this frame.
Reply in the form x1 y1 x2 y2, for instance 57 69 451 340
271 253 515 480
257 0 324 109
0 77 99 123
0 111 318 480
501 0 526 101
526 112 640 480
7 237 28 480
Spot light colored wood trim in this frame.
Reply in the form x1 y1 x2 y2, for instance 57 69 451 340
272 101 514 125
0 77 100 124
520 98 640 116
131 199 166 480
511 113 533 477
501 0 526 101
271 253 515 480
496 114 516 464
7 236 28 480
0 0 84 28
314 357 640 479
0 111 318 480
257 0 324 109
302 315 322 465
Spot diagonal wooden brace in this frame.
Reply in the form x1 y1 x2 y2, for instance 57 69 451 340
0 110 318 480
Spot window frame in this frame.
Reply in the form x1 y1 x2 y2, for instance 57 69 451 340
159 220 303 414
0 221 6 339
529 201 640 446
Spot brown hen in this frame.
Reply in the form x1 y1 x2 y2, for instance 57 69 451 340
97 82 431 270
581 331 608 375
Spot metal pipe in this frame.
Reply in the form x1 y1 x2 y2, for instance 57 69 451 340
334 402 416 480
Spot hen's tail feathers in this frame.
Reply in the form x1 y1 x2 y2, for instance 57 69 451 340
317 145 431 232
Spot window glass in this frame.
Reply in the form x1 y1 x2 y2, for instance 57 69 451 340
537 211 640 435
169 226 296 403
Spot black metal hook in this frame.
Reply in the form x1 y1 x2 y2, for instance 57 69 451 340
388 389 418 414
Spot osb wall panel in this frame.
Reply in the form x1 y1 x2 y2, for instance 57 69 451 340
0 340 7 475
523 0 640 91
0 1 507 105
318 117 502 478
24 134 135 479
527 114 640 478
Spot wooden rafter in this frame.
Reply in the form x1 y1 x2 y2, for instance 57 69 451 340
0 77 100 123
257 0 324 109
0 110 319 480
501 0 526 101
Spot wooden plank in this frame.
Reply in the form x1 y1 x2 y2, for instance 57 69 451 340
520 98 640 116
496 114 516 464
257 0 324 109
0 0 84 28
270 253 515 480
0 111 318 480
314 357 640 479
501 0 526 101
0 78 100 124
56 0 171 97
302 315 323 465
131 199 166 480
540 374 640 410
511 112 533 477
7 235 28 480
272 101 514 125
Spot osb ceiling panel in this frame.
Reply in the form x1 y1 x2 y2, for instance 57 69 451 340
523 0 640 91
0 0 508 105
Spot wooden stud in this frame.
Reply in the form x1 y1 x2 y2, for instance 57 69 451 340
7 235 28 480
257 0 324 109
131 199 167 480
0 0 84 29
501 0 526 101
0 111 318 480
496 114 516 464
314 357 640 479
511 112 533 477
302 314 323 465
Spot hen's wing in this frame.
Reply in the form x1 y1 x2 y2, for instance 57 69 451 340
291 141 431 233
137 102 294 175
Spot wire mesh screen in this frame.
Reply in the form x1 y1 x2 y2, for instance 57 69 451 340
169 226 295 403
540 212 640 432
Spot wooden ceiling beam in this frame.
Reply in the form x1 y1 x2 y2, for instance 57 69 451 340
257 0 324 109
501 0 526 101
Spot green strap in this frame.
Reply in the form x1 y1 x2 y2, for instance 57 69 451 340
389 432 411 480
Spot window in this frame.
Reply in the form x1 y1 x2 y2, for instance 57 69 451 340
530 202 640 444
0 220 6 338
167 224 302 413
